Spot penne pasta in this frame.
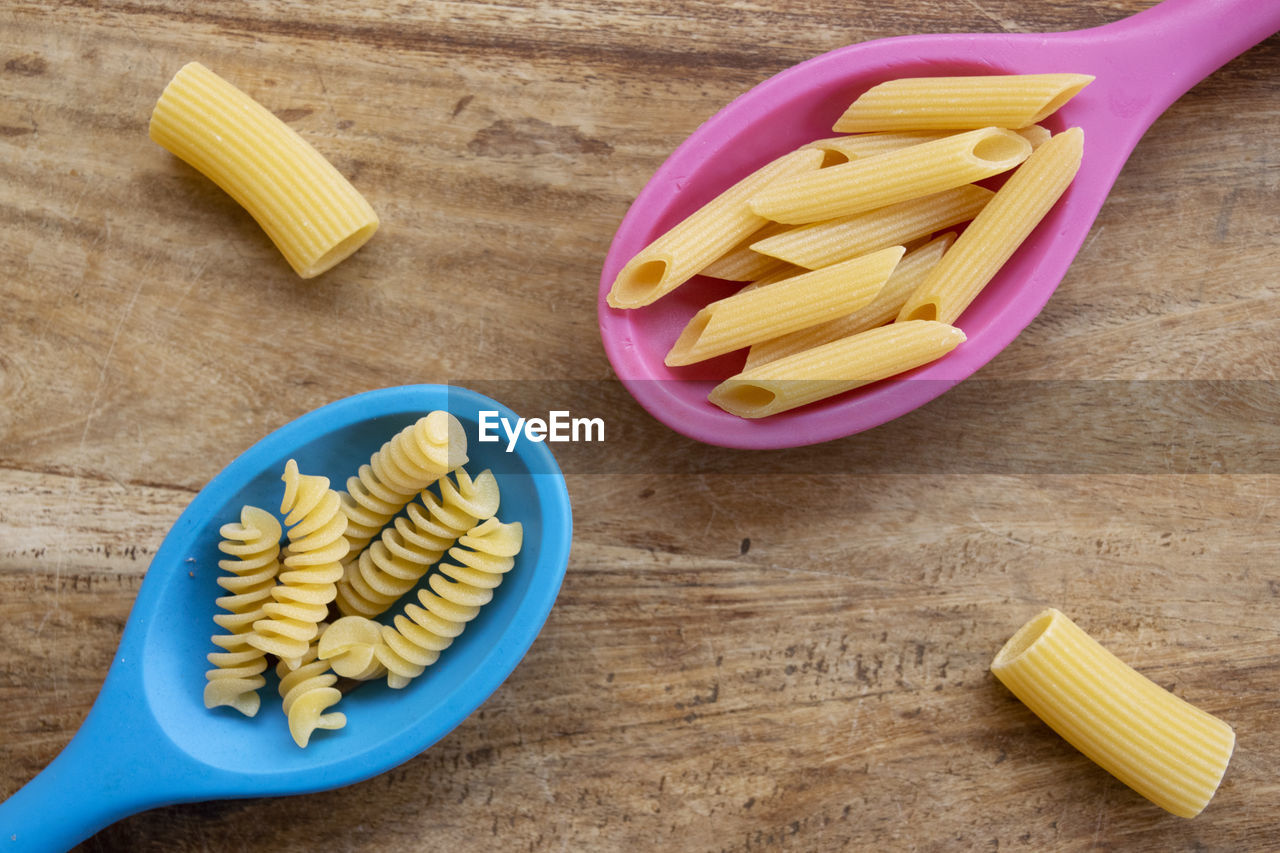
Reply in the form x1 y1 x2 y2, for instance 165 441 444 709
700 221 796 281
897 127 1084 324
606 148 824 308
750 184 991 270
1015 124 1052 149
744 232 954 369
709 320 965 418
991 608 1235 818
149 62 379 279
664 246 903 366
833 73 1094 133
801 130 952 166
748 127 1030 224
738 262 808 291
604 74 1089 419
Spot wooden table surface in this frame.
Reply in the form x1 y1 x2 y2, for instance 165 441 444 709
2 0 1277 850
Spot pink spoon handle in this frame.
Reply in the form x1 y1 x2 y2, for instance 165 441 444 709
1040 0 1280 137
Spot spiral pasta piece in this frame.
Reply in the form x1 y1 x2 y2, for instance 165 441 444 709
375 516 524 689
339 411 469 561
204 505 282 717
249 459 349 669
335 468 501 618
316 614 386 680
276 627 346 748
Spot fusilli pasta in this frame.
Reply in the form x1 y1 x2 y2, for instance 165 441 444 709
317 614 386 680
276 626 346 748
249 459 349 669
203 505 282 717
335 468 501 618
375 517 524 689
339 411 469 560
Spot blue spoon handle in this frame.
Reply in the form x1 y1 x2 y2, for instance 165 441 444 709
0 682 198 851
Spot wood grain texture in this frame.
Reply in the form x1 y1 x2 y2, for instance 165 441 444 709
1 0 1277 850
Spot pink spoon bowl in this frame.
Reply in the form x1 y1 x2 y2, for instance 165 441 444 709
598 0 1280 450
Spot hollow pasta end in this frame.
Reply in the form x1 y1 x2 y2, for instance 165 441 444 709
299 218 380 279
901 301 939 323
991 608 1061 671
971 131 1031 167
608 258 670 308
709 381 777 418
664 309 713 366
1028 75 1096 125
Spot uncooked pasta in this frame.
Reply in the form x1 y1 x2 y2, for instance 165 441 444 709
375 517 525 689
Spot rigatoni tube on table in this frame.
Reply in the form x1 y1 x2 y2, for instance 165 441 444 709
991 608 1235 818
149 62 378 278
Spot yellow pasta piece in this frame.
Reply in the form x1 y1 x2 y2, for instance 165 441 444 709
606 148 824 308
897 127 1083 324
744 232 954 369
375 518 524 689
991 608 1235 818
748 127 1030 224
149 61 379 278
249 459 349 670
336 468 501 618
316 615 386 681
204 505 282 717
699 221 795 281
276 636 346 748
737 263 809 292
750 184 991 270
833 74 1093 132
664 246 903 367
801 130 952 166
338 411 468 562
1016 124 1052 149
710 320 965 418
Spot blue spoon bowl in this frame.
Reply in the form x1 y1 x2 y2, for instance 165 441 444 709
0 385 574 851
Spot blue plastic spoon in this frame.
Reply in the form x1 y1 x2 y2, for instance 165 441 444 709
0 385 573 851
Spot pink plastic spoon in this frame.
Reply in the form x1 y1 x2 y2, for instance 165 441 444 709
598 0 1279 449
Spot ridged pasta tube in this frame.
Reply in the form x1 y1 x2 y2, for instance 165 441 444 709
801 130 954 166
375 517 524 689
335 468 501 618
276 631 346 748
748 184 991 270
204 506 282 717
606 147 825 308
709 320 967 418
991 608 1235 818
699 221 795 282
748 127 1031 225
743 232 955 369
149 62 379 278
897 128 1084 325
832 74 1093 132
665 246 904 366
338 411 469 561
249 459 349 669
